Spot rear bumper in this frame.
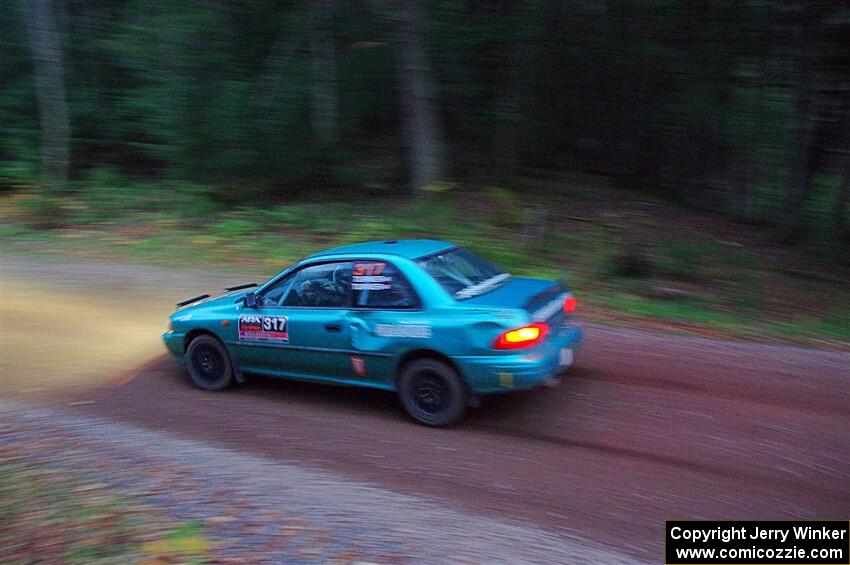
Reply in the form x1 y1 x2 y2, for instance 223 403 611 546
454 323 583 394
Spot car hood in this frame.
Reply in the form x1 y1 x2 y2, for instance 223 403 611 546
174 289 249 315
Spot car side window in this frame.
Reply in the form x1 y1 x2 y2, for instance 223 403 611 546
280 262 351 308
260 273 295 307
352 261 418 309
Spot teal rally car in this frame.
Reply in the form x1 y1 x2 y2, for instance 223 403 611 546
163 240 582 426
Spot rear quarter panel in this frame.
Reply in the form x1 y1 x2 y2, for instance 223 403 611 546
344 256 529 385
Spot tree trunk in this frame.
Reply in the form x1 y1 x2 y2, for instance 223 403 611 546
738 35 769 221
781 7 816 243
20 0 71 183
834 157 850 240
493 0 524 177
393 0 444 192
310 0 338 147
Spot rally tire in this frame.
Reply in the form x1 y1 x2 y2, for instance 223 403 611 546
398 359 467 427
186 335 235 391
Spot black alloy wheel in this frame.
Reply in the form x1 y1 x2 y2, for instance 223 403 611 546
398 358 467 427
186 335 235 391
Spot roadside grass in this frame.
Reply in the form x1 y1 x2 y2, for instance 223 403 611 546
1 177 848 347
0 462 212 564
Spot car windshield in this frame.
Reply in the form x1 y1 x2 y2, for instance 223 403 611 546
417 248 510 299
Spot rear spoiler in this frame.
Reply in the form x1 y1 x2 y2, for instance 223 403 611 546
224 283 257 292
176 294 210 308
523 281 564 311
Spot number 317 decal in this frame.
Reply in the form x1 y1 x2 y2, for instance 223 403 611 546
352 262 391 291
238 314 289 343
352 262 385 276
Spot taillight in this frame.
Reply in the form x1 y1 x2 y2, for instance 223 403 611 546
493 322 549 350
563 295 577 313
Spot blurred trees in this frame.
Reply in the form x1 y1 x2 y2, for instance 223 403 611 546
310 0 338 148
18 0 70 183
2 0 848 244
394 0 445 192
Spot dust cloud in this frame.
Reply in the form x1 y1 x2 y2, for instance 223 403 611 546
0 257 260 395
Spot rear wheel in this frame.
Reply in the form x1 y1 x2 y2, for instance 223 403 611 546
186 335 234 391
398 359 467 427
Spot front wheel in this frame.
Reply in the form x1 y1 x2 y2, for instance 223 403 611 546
186 335 235 391
398 359 467 427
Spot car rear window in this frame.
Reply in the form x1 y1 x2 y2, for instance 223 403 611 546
417 248 509 299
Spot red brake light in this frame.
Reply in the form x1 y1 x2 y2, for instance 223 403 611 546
493 322 549 350
563 295 577 313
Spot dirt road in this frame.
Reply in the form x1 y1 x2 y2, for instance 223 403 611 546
3 257 848 561
73 329 849 561
0 256 269 394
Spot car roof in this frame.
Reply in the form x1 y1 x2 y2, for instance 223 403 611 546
307 239 456 260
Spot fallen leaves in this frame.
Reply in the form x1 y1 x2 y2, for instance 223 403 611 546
0 462 214 564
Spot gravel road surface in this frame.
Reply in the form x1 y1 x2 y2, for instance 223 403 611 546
69 325 850 561
2 401 634 564
3 256 847 562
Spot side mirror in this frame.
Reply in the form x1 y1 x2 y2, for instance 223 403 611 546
244 292 257 309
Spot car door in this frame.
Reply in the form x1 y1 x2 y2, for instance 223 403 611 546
346 259 425 385
275 261 354 379
229 271 299 375
233 261 353 380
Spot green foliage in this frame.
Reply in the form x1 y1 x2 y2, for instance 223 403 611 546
654 242 713 281
0 463 212 564
13 192 67 228
1 0 846 246
265 204 339 232
600 293 738 327
769 312 850 342
604 244 654 279
208 216 263 238
168 184 227 219
2 176 848 345
484 187 530 228
3 0 849 344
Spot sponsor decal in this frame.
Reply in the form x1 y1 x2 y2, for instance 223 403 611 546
238 314 289 343
351 356 367 377
352 277 392 291
374 323 432 339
